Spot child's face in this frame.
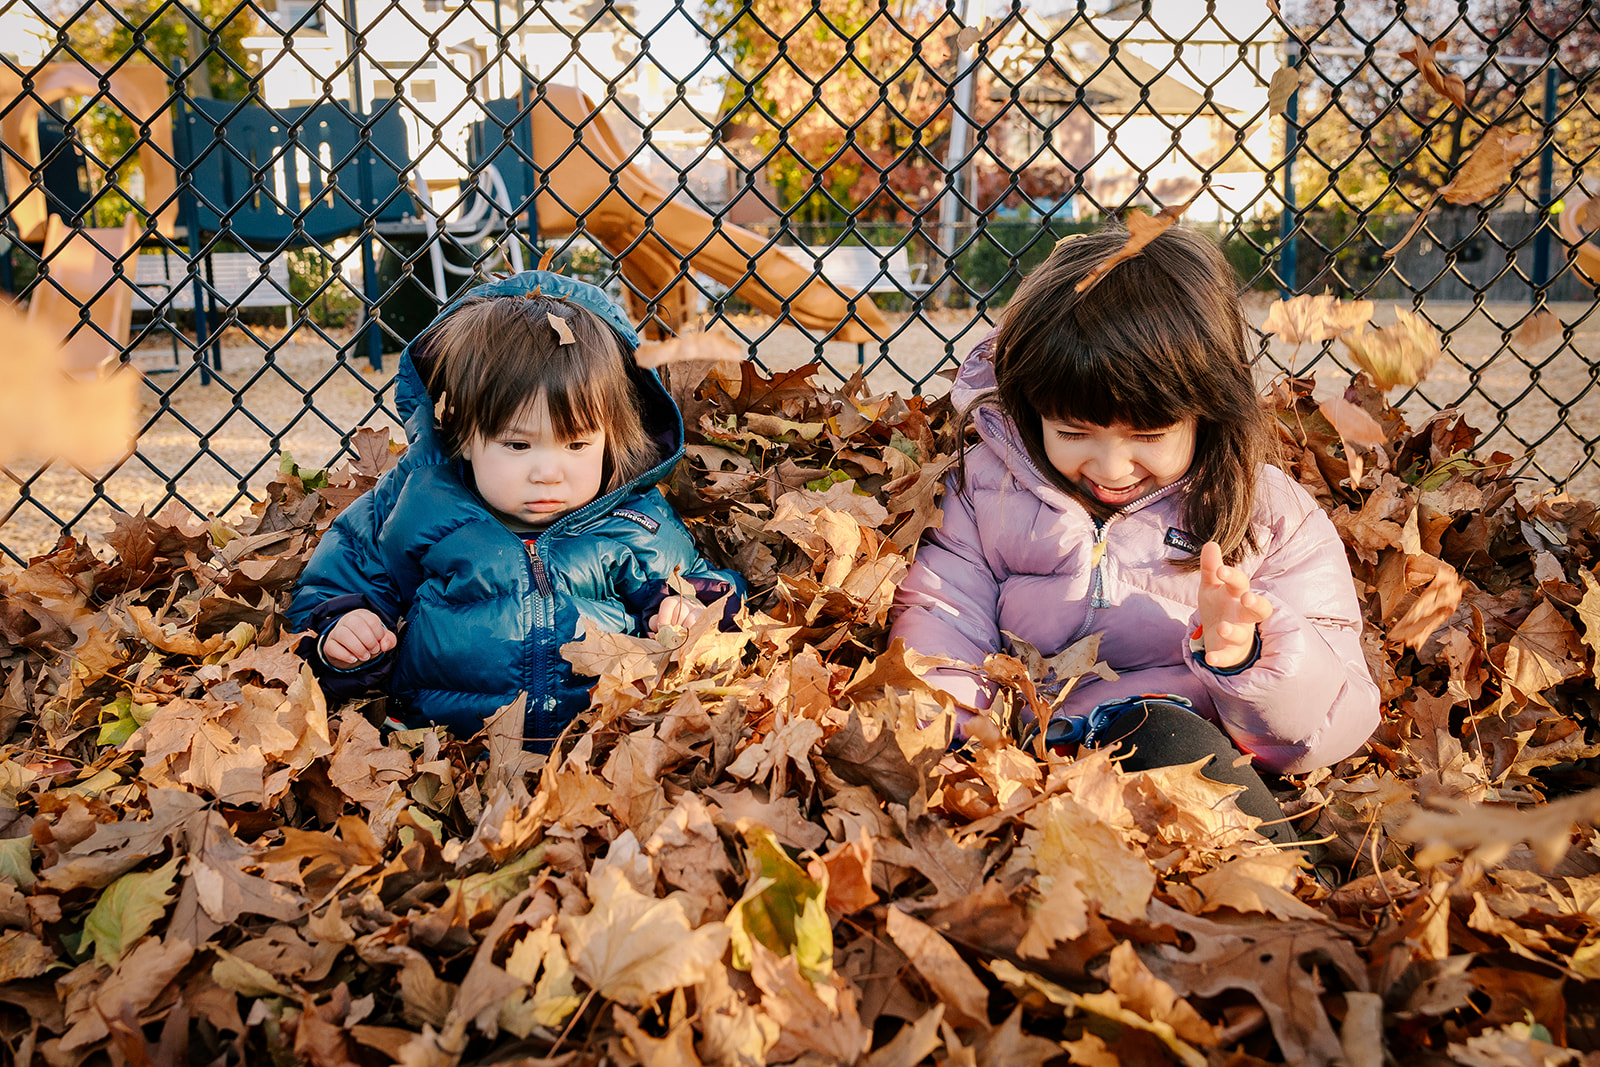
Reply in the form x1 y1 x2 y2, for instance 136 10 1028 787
1039 416 1197 508
466 394 607 531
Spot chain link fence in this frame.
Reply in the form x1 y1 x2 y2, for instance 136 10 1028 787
2 0 1597 562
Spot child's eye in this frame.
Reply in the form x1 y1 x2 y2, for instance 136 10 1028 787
565 440 592 452
503 440 530 451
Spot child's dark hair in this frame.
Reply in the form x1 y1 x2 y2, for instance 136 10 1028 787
417 294 657 492
989 224 1272 566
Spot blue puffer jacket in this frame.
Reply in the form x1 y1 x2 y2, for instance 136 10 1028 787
288 271 744 745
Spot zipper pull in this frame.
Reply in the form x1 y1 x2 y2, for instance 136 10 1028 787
525 541 553 597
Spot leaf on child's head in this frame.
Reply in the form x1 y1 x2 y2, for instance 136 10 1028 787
1439 130 1540 206
547 313 576 346
1341 308 1443 390
1261 294 1374 344
1075 190 1202 294
1398 33 1469 110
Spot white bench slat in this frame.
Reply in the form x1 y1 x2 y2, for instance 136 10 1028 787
797 243 929 295
133 252 292 311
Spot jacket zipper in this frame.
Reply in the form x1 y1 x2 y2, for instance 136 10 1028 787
1065 480 1185 646
520 534 553 738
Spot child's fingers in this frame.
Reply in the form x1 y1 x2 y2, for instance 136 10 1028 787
1239 590 1275 623
1199 541 1224 583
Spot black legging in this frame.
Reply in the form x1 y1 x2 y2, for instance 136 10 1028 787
1095 699 1298 847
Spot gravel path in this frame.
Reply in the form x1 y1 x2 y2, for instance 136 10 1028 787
3 296 1595 561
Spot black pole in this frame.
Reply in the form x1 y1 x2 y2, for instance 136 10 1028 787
1532 60 1560 304
344 0 383 371
1277 42 1301 299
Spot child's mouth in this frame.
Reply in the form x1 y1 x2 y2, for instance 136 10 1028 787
526 500 566 513
1085 479 1146 505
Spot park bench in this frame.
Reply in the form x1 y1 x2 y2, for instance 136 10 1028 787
133 251 293 320
798 242 931 364
131 251 294 369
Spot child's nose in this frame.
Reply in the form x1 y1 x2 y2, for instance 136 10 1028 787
1093 444 1135 481
527 452 563 481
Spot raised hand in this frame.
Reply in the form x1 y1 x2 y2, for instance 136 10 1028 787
324 608 397 667
1197 541 1273 669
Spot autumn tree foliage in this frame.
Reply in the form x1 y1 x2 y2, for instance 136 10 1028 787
1290 0 1600 211
707 0 958 223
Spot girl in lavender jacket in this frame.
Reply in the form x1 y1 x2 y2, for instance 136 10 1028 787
890 225 1379 842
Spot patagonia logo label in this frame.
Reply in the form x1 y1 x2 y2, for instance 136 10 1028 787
1164 527 1201 554
612 508 660 533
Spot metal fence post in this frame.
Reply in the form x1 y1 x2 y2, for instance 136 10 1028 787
1277 40 1301 299
1532 59 1561 303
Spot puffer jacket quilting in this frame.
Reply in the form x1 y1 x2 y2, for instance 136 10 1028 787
288 271 744 745
890 346 1379 774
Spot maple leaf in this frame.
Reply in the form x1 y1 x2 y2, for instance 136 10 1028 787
1075 192 1202 294
989 959 1208 1067
327 713 414 811
1399 787 1600 870
59 936 195 1052
750 940 873 1065
1184 852 1324 921
0 929 59 982
1261 294 1374 344
1498 599 1588 698
1398 33 1469 110
1577 569 1600 665
557 866 729 1007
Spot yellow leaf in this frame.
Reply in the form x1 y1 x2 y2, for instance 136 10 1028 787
1261 294 1373 344
1440 130 1539 206
1341 308 1443 390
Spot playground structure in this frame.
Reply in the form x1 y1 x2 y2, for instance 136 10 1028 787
477 85 888 342
1558 192 1600 288
2 62 887 377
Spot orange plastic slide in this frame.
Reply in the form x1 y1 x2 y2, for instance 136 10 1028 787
26 214 142 375
525 85 889 343
0 62 177 244
1558 194 1600 288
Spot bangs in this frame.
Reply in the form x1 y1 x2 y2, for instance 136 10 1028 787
999 226 1250 434
422 295 635 458
1029 335 1207 431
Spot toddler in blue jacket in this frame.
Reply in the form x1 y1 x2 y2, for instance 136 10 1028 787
289 271 744 747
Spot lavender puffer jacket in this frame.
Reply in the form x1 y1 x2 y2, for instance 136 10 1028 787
890 351 1380 774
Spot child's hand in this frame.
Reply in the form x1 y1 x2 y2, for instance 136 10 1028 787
324 609 397 668
648 595 705 636
1197 541 1273 669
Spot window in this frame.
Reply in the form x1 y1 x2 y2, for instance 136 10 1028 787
410 80 436 103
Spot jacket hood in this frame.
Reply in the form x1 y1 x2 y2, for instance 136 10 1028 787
389 271 683 498
949 330 1059 501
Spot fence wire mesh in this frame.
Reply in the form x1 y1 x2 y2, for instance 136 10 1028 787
2 0 1597 562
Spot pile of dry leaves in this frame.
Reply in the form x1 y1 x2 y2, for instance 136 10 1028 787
2 298 1600 1067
